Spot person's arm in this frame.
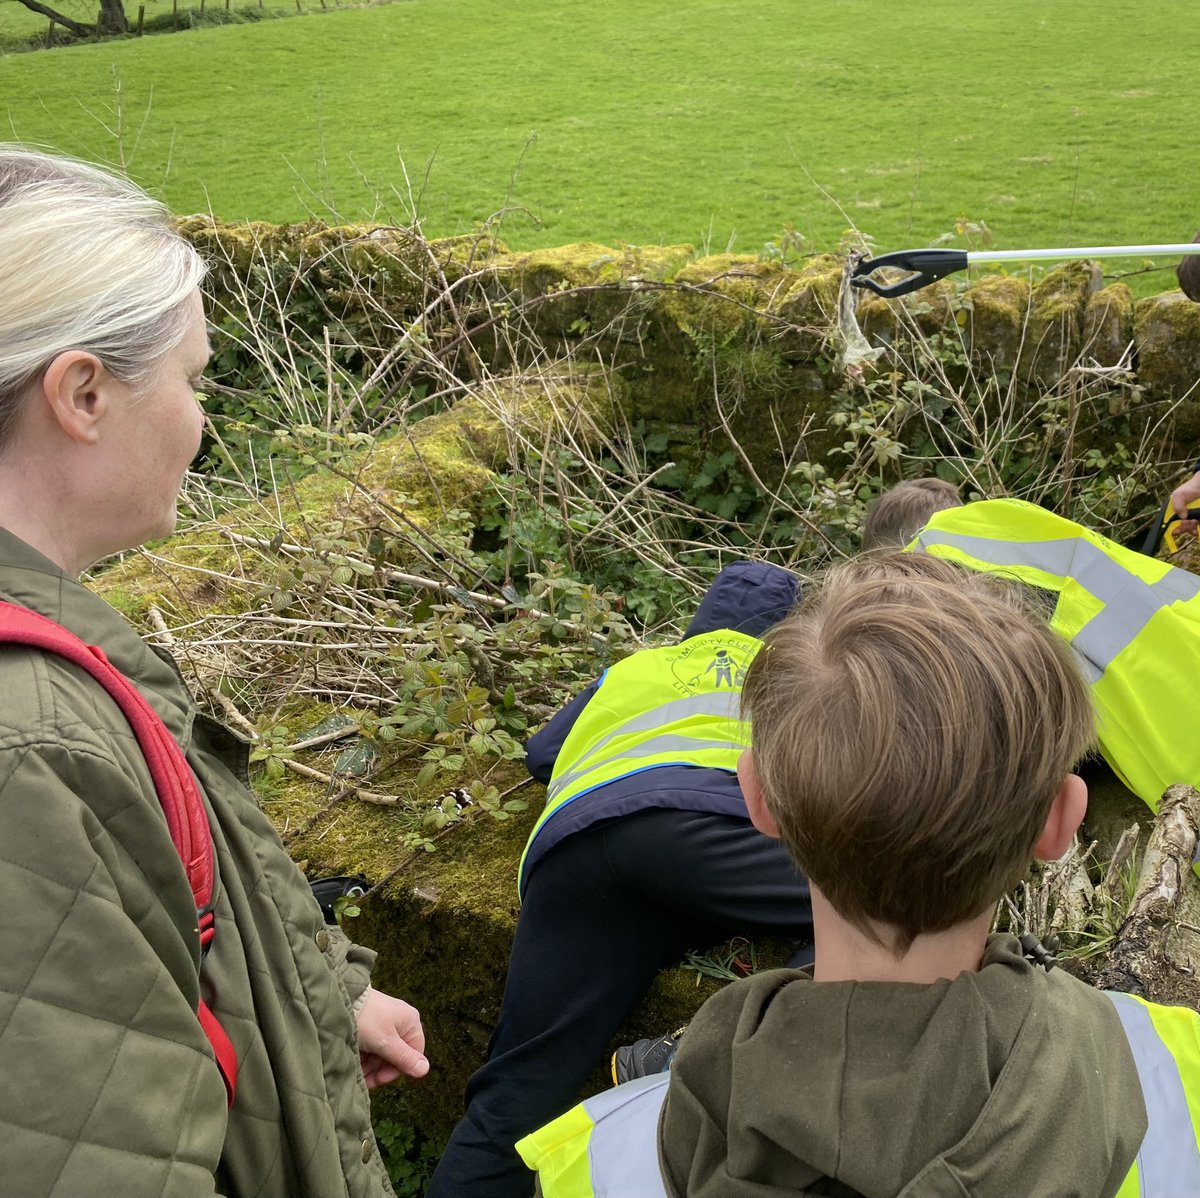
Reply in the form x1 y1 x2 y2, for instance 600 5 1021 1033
524 679 601 783
0 742 229 1196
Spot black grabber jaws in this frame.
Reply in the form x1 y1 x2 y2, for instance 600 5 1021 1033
850 249 969 298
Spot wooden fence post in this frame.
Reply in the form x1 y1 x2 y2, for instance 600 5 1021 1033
136 4 144 31
172 0 179 26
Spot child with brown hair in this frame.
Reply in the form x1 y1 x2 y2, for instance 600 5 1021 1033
860 475 962 550
519 552 1200 1198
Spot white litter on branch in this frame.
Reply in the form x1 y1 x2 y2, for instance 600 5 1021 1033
838 253 884 379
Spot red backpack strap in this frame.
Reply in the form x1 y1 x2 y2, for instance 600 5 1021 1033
0 601 238 1106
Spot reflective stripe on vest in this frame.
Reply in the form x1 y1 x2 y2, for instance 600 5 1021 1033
915 525 1200 685
516 1074 669 1198
546 690 743 800
518 629 761 895
1108 992 1200 1197
913 500 1200 811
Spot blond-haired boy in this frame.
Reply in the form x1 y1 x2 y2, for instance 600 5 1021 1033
519 553 1200 1198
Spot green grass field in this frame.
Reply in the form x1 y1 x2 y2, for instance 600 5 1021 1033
2 0 1197 285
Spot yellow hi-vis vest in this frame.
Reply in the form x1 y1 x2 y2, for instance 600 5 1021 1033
913 499 1200 812
518 994 1200 1198
517 629 762 896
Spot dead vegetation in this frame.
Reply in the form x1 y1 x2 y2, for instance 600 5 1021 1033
87 217 1200 1013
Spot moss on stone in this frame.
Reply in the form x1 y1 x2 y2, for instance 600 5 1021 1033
1025 261 1101 381
1083 283 1135 368
1134 294 1200 451
770 254 844 360
271 723 804 1142
482 243 669 338
663 253 789 343
178 214 299 275
964 274 1031 371
179 215 509 342
175 216 1200 508
92 533 259 618
856 278 958 346
92 367 625 623
330 777 801 1140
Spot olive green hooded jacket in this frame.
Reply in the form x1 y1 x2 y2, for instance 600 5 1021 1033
660 936 1147 1198
0 530 394 1198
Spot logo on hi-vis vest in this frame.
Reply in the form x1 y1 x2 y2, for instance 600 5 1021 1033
705 649 736 687
670 637 752 694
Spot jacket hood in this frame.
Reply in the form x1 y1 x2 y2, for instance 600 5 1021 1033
659 935 1144 1198
682 560 801 641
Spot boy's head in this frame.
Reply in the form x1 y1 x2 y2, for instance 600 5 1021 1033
861 477 963 552
739 552 1093 953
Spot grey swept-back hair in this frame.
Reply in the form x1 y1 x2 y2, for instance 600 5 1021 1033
0 146 206 451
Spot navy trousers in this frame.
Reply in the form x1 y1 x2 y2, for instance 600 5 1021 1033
425 808 813 1198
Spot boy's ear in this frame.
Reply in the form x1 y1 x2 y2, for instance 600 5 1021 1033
738 750 781 839
1032 773 1088 861
39 350 113 445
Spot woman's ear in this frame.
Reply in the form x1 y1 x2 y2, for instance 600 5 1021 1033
1032 773 1088 862
38 351 113 445
738 750 781 839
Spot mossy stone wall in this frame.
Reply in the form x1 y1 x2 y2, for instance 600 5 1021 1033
185 217 1200 490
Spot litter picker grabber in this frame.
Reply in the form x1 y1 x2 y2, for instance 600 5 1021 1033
1141 504 1200 557
851 243 1200 299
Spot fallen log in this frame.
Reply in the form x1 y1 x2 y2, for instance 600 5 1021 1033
1095 783 1200 1005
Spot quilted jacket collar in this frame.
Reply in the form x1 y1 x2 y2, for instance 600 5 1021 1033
0 527 195 752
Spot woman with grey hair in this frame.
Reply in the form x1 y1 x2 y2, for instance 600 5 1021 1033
0 147 422 1197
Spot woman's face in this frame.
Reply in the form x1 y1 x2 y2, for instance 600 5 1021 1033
106 289 210 548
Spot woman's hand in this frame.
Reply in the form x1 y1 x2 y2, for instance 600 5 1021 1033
356 987 429 1087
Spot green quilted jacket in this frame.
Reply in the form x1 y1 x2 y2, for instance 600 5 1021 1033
0 529 395 1198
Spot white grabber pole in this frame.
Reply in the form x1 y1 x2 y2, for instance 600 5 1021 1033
850 243 1200 299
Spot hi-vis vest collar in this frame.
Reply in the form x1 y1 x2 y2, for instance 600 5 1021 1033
913 499 1200 812
517 629 761 896
518 994 1200 1198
